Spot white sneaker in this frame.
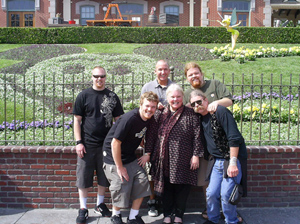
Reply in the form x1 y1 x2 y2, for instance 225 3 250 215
147 200 158 217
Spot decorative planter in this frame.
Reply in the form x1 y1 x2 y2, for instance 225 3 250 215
69 20 75 24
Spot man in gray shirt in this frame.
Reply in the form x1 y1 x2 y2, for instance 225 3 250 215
140 60 173 217
141 60 173 109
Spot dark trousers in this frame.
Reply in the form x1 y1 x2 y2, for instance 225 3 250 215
162 179 192 218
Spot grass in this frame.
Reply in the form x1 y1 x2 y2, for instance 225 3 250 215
0 44 29 52
77 43 148 54
199 43 299 49
198 56 300 86
0 100 34 123
0 59 21 69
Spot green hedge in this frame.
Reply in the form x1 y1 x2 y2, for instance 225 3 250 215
0 26 300 44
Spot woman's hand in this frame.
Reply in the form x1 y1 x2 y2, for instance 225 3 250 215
190 155 199 170
138 154 150 167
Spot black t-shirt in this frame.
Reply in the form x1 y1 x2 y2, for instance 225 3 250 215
201 106 247 160
103 108 149 165
73 87 124 145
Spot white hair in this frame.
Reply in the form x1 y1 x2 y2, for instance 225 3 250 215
166 83 183 97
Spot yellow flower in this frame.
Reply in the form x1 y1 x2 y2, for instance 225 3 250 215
252 106 259 112
290 109 295 114
233 104 241 113
262 103 267 108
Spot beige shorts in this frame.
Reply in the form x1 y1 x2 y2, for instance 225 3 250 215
197 157 209 186
103 160 151 208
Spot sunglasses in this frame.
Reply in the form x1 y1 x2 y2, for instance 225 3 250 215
191 100 202 107
93 75 106 79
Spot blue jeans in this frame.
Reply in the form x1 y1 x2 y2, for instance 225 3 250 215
206 158 242 224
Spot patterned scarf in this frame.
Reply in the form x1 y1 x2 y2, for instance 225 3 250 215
153 105 185 196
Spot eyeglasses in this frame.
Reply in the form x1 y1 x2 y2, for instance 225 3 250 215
191 100 202 107
93 75 106 79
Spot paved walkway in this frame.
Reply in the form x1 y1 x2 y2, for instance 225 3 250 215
1 207 300 224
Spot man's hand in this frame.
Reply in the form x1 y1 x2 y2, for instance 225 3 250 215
227 165 239 177
207 101 219 113
117 166 129 182
76 144 86 158
190 155 199 170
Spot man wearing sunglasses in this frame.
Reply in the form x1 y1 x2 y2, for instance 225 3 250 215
189 89 247 224
73 66 124 224
182 62 240 222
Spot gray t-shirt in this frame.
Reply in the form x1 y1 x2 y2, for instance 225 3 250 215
141 78 173 105
184 79 233 105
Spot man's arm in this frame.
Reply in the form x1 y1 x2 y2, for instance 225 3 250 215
111 138 129 182
207 98 233 112
74 115 86 158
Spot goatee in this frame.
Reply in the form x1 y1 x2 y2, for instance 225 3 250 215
191 80 201 88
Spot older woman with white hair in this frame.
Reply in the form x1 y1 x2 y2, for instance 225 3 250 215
145 83 204 224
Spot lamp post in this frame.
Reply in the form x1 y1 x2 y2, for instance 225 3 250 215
103 6 107 19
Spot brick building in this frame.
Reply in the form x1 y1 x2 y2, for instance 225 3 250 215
0 1 299 28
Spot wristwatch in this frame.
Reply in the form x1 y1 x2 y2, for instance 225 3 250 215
144 152 150 156
76 140 83 145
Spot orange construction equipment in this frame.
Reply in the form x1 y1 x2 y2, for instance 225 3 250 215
86 4 139 27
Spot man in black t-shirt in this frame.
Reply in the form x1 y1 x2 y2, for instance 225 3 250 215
190 89 247 224
73 66 124 224
103 92 159 224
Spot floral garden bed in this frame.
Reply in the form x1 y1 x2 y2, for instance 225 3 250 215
0 44 299 145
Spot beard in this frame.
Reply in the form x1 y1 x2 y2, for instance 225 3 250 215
191 79 202 88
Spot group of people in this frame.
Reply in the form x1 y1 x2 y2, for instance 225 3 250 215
73 61 247 224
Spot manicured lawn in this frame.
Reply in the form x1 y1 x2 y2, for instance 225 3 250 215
1 43 299 77
198 56 300 84
0 59 21 69
77 43 149 54
0 44 29 52
0 43 299 145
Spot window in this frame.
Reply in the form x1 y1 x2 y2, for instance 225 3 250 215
222 1 250 26
223 1 249 11
238 14 247 26
24 13 34 26
9 12 34 27
118 4 143 14
81 6 95 26
10 13 20 27
118 4 144 26
165 6 179 16
7 0 35 10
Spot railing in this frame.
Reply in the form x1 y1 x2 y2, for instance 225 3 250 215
0 72 299 146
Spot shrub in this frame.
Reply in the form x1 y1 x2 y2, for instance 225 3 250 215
1 27 300 44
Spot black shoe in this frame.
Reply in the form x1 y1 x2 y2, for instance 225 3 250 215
94 203 112 217
111 214 125 224
127 215 145 224
147 199 158 217
76 208 88 224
